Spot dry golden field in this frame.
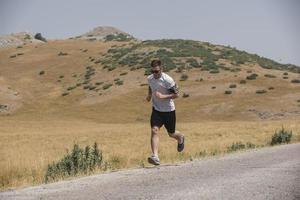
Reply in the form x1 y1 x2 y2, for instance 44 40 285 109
1 118 300 190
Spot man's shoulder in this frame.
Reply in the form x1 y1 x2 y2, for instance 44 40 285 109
162 72 174 83
147 74 154 81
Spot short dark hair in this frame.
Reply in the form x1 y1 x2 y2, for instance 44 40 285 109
151 59 161 67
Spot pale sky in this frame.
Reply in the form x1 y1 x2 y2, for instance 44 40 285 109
0 0 299 66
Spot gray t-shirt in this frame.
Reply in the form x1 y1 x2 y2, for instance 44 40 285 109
147 72 178 112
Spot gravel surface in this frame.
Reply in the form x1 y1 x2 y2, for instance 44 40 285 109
1 143 300 200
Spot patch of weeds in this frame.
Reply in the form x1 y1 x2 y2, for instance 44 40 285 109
95 82 104 86
115 80 124 86
120 72 128 76
271 127 292 145
291 79 300 83
227 142 256 152
58 52 68 56
182 93 190 98
62 92 69 96
246 73 258 80
180 74 188 81
229 84 237 88
103 83 113 90
256 89 267 94
264 74 276 78
224 90 232 95
39 71 45 75
239 80 246 84
44 142 102 183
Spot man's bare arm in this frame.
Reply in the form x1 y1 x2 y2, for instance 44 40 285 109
155 91 178 99
146 86 152 102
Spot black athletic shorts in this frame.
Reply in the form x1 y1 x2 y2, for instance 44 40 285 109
150 107 176 134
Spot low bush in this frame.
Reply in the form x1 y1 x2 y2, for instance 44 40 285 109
115 80 124 86
239 80 246 84
39 71 45 75
180 74 188 81
45 143 102 183
246 73 258 80
182 93 190 98
103 83 113 90
209 69 220 74
256 89 267 94
227 142 256 152
229 84 237 88
271 127 292 145
291 79 300 83
268 87 275 90
58 52 68 56
120 72 128 76
224 90 232 95
264 74 276 78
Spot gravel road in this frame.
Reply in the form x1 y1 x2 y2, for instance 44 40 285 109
1 143 300 200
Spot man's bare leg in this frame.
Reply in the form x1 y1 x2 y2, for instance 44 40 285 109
168 130 184 144
151 126 160 157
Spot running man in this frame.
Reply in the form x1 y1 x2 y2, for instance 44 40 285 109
146 59 185 165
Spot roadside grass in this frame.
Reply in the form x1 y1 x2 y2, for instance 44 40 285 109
1 119 300 190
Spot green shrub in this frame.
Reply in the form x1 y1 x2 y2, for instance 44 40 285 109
239 80 246 84
264 74 276 78
103 83 113 90
120 72 128 76
283 72 288 75
62 92 69 96
58 52 68 56
291 79 300 83
227 142 256 152
115 80 124 86
39 71 45 75
283 76 289 79
271 127 292 145
186 58 200 68
59 75 64 79
229 84 237 88
209 69 220 74
246 73 258 80
10 54 17 58
268 87 274 90
180 74 188 81
211 86 216 89
256 89 267 94
95 82 104 86
45 142 102 183
89 86 96 90
67 86 76 91
182 93 190 98
224 90 232 95
108 66 116 71
196 78 203 82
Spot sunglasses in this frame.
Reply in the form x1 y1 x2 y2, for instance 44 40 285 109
151 69 161 74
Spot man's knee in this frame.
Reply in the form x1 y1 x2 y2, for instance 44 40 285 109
151 127 159 135
168 132 175 137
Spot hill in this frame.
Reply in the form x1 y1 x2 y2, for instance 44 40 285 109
0 28 300 122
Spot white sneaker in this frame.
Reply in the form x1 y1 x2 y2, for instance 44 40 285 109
148 154 160 165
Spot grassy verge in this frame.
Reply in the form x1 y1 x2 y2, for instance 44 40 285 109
0 119 300 190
